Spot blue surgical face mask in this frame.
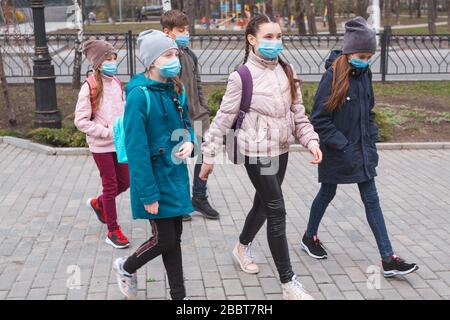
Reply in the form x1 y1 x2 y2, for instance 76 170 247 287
175 34 190 48
157 58 181 78
101 61 117 76
348 57 372 69
257 40 283 60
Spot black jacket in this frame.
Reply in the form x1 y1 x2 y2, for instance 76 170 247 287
311 50 379 184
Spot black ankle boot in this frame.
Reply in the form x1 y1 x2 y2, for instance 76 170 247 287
192 196 220 220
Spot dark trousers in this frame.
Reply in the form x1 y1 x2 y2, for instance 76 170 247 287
123 217 185 300
239 152 295 284
306 179 394 259
92 152 129 232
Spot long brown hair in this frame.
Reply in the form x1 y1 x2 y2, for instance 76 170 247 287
325 54 352 112
243 14 300 102
92 68 103 115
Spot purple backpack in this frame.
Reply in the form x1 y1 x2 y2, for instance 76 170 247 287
226 65 253 164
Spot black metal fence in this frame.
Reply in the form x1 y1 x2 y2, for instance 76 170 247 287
1 29 449 83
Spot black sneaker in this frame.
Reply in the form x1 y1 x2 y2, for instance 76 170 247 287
301 234 328 259
382 255 418 277
192 197 220 220
182 215 192 222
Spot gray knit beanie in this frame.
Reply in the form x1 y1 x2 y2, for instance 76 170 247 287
137 29 178 68
342 16 377 55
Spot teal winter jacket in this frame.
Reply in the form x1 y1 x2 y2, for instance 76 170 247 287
123 73 197 220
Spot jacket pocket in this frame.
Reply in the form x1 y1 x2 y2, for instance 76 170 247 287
327 143 355 175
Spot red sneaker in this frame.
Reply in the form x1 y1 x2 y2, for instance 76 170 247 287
87 197 106 224
106 228 130 249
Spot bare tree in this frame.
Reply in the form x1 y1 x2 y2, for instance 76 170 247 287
428 0 436 33
295 0 307 35
385 0 392 25
283 0 291 32
104 0 115 23
205 0 211 31
394 0 401 24
357 0 370 19
265 0 274 19
306 0 317 34
447 0 450 33
171 0 184 10
327 0 337 34
416 0 422 18
0 45 16 125
72 0 84 89
185 0 195 35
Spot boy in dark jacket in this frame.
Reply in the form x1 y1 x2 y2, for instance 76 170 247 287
161 10 220 221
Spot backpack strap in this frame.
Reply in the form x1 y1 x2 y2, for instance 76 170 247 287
85 74 97 120
233 64 253 130
140 86 151 116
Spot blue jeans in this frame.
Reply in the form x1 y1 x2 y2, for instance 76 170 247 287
306 179 394 259
192 158 207 199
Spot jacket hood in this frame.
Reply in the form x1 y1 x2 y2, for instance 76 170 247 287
325 50 343 70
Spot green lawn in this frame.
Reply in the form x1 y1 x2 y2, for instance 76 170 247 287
392 25 449 35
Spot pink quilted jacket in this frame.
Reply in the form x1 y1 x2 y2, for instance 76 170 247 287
74 75 125 153
202 50 319 164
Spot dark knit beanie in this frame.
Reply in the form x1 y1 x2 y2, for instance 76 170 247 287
342 16 377 55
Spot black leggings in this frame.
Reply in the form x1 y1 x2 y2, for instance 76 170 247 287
239 152 294 284
123 217 185 300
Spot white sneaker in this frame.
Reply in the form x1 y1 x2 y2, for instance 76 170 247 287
281 275 314 300
232 241 259 274
113 257 137 299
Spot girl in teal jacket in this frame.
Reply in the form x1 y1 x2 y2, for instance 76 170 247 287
113 30 196 300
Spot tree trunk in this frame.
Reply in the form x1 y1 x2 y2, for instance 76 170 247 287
185 0 196 35
306 0 317 35
357 0 369 19
428 0 436 33
447 0 450 33
171 0 184 10
385 0 392 25
72 0 83 89
265 1 274 19
283 0 291 32
417 0 422 18
408 0 414 18
295 0 307 35
205 0 211 31
0 45 17 126
395 0 401 25
104 0 115 24
327 0 337 34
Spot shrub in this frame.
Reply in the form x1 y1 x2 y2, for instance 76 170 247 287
28 122 87 148
207 87 225 120
373 107 394 142
0 129 25 139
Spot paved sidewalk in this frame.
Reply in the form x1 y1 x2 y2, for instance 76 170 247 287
0 143 449 300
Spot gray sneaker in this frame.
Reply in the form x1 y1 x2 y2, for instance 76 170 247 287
113 257 137 299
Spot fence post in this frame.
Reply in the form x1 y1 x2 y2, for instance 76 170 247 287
380 25 391 83
127 30 134 77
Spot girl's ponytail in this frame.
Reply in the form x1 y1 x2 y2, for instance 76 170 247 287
325 54 351 113
92 68 104 114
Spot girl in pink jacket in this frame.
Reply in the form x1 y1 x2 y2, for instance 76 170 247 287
74 39 130 249
200 15 322 300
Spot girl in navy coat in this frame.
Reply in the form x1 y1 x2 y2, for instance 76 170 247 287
301 17 418 278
